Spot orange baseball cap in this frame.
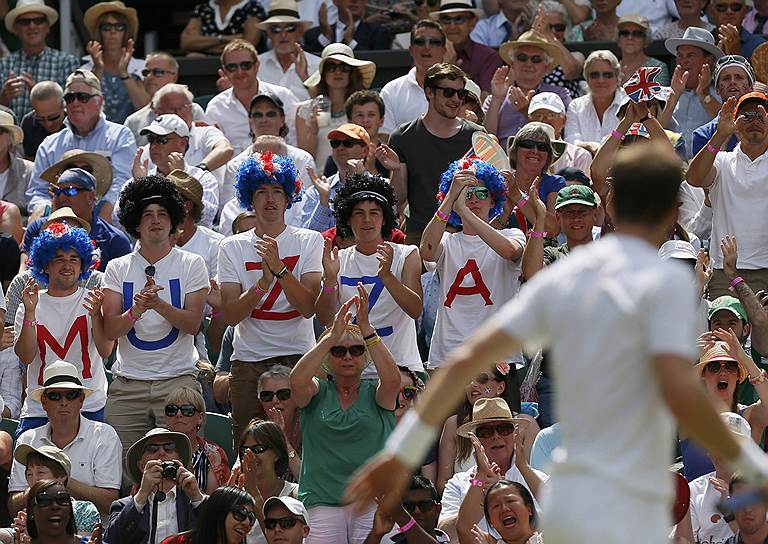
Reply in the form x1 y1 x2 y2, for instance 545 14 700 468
328 123 371 146
736 91 768 111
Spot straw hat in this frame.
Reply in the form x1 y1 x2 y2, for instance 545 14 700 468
30 360 93 402
499 30 563 71
168 169 204 217
695 341 748 383
42 207 91 232
0 111 23 146
125 428 191 485
256 0 312 30
751 42 768 85
429 0 482 20
456 397 529 438
84 1 138 39
40 149 113 200
4 0 58 33
304 43 376 91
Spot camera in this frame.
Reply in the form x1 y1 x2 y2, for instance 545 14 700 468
160 461 178 480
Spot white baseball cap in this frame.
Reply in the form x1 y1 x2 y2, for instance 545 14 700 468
528 92 566 116
658 240 697 261
721 411 751 438
140 114 189 138
263 496 309 525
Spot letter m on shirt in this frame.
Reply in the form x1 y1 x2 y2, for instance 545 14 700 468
36 315 91 385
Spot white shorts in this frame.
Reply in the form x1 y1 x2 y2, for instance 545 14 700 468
541 473 671 544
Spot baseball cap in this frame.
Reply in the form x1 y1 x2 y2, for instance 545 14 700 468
327 123 371 146
555 184 597 210
263 496 309 524
714 55 755 87
736 91 768 112
140 114 190 138
249 92 285 113
528 92 566 115
65 69 101 93
708 295 748 322
658 240 697 261
617 14 650 30
14 444 72 477
56 168 96 192
721 411 752 438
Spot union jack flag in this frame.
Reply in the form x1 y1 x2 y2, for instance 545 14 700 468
623 66 663 103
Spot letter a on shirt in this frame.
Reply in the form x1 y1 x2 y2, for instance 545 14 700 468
444 259 493 307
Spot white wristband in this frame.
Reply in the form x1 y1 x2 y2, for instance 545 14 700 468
384 410 439 470
731 437 768 485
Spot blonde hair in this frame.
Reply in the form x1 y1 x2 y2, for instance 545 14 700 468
165 385 206 414
583 50 621 80
221 39 258 66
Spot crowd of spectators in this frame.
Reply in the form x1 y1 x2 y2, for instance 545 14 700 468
0 0 762 543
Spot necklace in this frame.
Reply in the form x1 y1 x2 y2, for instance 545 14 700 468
338 382 360 397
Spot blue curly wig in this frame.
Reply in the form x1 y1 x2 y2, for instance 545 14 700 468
235 151 303 210
436 159 507 228
28 224 99 286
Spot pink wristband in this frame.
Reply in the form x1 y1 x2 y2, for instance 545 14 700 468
705 142 720 155
528 230 546 238
470 478 486 488
435 209 449 222
397 518 417 533
22 318 37 328
322 282 338 293
610 129 623 141
517 194 529 208
127 307 140 322
729 276 744 291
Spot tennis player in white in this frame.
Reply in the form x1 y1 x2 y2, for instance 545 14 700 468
345 141 768 543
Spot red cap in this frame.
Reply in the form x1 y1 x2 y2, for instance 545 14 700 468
736 91 768 111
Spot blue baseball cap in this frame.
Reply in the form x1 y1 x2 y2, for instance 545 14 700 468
56 168 96 192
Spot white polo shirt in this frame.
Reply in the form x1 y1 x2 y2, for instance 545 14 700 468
380 68 427 136
564 89 625 145
257 49 321 102
9 415 122 491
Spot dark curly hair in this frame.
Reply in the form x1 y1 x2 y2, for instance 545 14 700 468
117 175 186 237
332 174 397 240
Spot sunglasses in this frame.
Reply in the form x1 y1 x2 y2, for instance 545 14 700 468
16 16 47 26
99 22 128 32
715 3 744 11
44 390 82 401
471 372 494 385
259 388 291 402
742 110 765 123
330 139 364 149
35 112 62 123
587 71 616 80
518 139 550 152
147 134 177 145
619 29 646 38
515 53 545 64
143 442 178 454
466 187 490 200
34 491 71 508
431 85 471 100
265 517 302 530
165 403 197 417
51 186 88 197
704 361 739 374
329 344 366 357
223 61 255 73
250 110 280 119
231 506 257 526
549 23 566 32
475 422 516 439
402 500 437 513
325 63 353 73
401 385 417 400
269 24 298 33
439 15 471 24
412 37 444 47
142 68 176 78
64 92 97 104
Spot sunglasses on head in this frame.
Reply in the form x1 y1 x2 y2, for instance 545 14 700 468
165 403 197 417
466 186 490 200
475 422 516 439
401 385 417 400
431 85 470 100
142 68 176 78
439 15 471 24
147 134 176 145
231 506 257 526
402 500 437 513
549 23 566 32
325 63 353 73
412 37 444 47
44 390 82 401
270 24 298 33
143 442 178 454
99 22 128 32
587 71 616 80
51 185 88 197
329 344 366 357
715 2 744 11
34 491 71 508
64 92 97 104
705 361 739 374
330 139 363 149
265 517 301 530
259 388 291 402
619 29 646 38
518 139 550 152
17 16 48 26
223 61 255 73
251 110 280 119
240 444 270 458
516 53 544 64
35 112 62 123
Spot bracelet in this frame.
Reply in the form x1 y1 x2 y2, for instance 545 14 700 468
729 276 744 291
516 194 529 209
610 129 623 141
250 282 268 297
470 478 486 488
705 142 720 155
321 282 338 293
366 336 382 348
127 307 140 323
528 230 546 238
383 409 439 469
22 318 37 328
362 332 377 341
435 209 449 223
275 266 289 279
749 369 767 386
397 518 417 533
119 74 130 81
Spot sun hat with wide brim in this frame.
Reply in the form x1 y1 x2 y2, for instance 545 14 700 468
506 121 566 162
429 0 483 20
42 206 91 232
456 397 530 438
0 110 23 146
168 169 204 217
256 0 312 30
694 341 748 383
304 43 376 91
499 30 563 71
4 0 58 33
665 26 724 60
84 1 138 39
40 149 113 200
125 428 192 485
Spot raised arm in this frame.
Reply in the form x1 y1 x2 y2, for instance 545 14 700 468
687 97 737 188
13 278 38 364
521 183 548 280
315 237 341 326
591 109 634 201
456 435 501 543
377 244 423 320
483 67 511 137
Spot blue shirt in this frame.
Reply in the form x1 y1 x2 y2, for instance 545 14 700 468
300 173 342 232
672 87 719 158
691 114 739 157
27 115 137 212
739 27 766 60
22 214 132 271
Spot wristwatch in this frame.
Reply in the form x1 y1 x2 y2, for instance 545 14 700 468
702 94 713 105
275 266 289 279
196 162 209 171
288 450 296 459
